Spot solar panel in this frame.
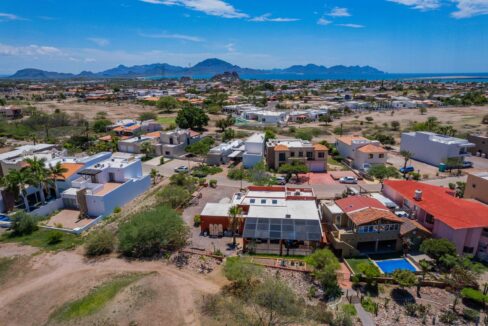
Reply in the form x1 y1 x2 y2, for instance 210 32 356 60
242 218 322 241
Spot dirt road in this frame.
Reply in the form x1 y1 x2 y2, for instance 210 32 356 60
0 244 223 326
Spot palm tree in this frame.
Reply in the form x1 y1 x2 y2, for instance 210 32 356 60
1 169 31 211
150 168 158 185
228 205 243 249
400 150 413 179
22 157 49 205
48 162 68 198
140 142 155 160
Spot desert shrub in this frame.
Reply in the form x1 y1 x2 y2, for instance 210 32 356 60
306 303 334 323
227 167 247 180
361 297 378 314
341 303 357 316
439 310 458 324
113 207 121 214
118 205 188 258
47 230 63 245
463 308 480 322
10 212 38 236
157 185 191 208
85 229 115 256
193 214 201 227
209 179 217 188
331 312 354 326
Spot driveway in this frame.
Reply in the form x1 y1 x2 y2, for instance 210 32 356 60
182 185 241 255
142 158 197 177
387 152 440 178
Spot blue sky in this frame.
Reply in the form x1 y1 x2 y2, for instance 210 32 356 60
0 0 487 74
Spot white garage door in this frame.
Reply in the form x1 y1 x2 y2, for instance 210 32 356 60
308 161 325 172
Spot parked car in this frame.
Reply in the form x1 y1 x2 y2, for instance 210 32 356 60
399 166 415 173
462 161 473 168
174 166 189 173
274 176 287 185
339 176 358 184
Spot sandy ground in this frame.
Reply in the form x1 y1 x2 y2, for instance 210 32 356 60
0 244 224 326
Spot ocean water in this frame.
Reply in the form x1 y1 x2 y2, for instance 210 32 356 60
147 72 488 82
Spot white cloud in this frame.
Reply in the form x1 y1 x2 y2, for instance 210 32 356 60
0 12 25 21
249 13 299 22
0 43 63 56
139 0 248 18
87 37 110 47
451 0 488 18
139 32 204 42
387 0 441 10
224 42 236 52
337 23 365 28
317 17 332 25
327 7 351 17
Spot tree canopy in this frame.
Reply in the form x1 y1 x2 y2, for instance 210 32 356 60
175 104 209 130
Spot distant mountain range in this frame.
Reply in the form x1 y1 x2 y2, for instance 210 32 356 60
7 58 385 80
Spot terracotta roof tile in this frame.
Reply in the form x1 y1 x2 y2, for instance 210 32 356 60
274 144 289 152
348 207 403 226
335 196 386 213
383 180 488 229
313 144 328 151
357 144 385 153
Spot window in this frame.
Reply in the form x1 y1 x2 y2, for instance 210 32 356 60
318 152 325 158
482 228 488 238
463 246 474 254
165 151 170 155
290 152 295 157
369 154 374 159
306 152 313 158
298 152 303 157
426 214 434 224
261 199 266 204
279 153 286 162
379 154 384 158
272 199 277 204
250 199 255 204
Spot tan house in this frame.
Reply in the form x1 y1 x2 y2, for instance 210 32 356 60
266 139 328 172
323 196 403 257
464 172 488 205
335 136 387 170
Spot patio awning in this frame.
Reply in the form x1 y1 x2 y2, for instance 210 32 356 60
77 168 102 176
228 150 243 158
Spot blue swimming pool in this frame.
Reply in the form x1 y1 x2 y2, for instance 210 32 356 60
375 258 417 274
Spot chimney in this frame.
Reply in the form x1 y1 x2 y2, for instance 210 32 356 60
414 189 422 201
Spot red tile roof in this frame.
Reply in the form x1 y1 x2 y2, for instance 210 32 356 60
348 207 403 226
335 196 386 213
357 144 385 153
383 180 488 229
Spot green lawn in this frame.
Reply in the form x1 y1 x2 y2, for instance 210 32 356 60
50 273 145 321
157 116 176 125
345 257 375 275
0 229 83 251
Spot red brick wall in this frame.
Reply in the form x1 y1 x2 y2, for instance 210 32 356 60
200 215 245 234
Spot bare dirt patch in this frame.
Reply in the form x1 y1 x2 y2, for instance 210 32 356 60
0 246 222 326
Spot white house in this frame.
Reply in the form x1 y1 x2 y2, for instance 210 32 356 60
207 140 244 166
243 133 265 168
241 110 288 125
400 131 475 166
160 128 201 158
61 153 151 217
